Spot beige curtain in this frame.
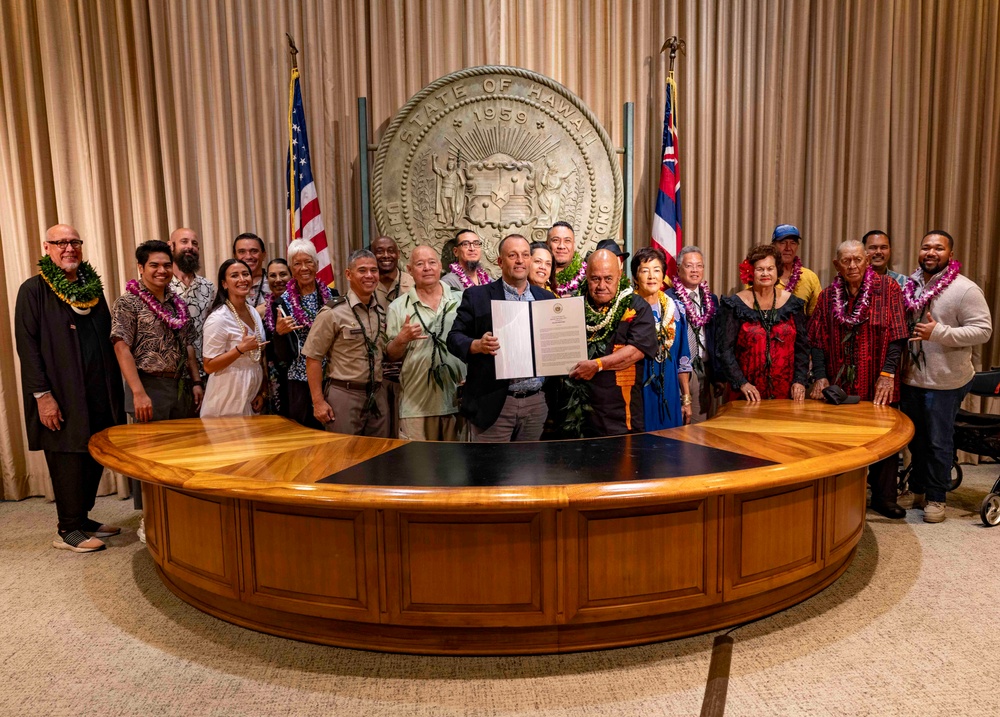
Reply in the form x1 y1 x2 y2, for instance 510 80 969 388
2 0 998 500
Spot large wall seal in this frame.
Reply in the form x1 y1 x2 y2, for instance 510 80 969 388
372 66 624 267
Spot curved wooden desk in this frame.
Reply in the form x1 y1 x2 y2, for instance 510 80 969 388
90 401 911 655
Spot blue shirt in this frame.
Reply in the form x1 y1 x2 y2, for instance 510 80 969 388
502 280 545 394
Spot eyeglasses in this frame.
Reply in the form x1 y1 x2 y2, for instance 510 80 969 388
46 240 83 248
457 240 482 248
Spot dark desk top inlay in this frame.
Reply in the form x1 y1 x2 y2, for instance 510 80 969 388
319 433 774 487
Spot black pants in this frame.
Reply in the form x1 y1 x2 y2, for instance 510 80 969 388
125 374 192 509
44 451 104 534
286 379 324 430
868 453 900 504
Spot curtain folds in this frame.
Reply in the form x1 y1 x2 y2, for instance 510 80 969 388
2 0 998 499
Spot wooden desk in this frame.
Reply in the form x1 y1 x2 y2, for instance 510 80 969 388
90 400 911 655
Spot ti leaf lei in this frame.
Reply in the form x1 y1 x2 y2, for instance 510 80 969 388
405 294 461 390
38 256 103 308
554 252 586 296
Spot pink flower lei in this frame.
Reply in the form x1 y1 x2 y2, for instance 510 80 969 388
285 280 333 328
555 262 587 297
675 281 716 329
449 262 491 289
831 266 875 326
784 256 803 293
262 293 279 333
126 279 189 330
903 260 961 315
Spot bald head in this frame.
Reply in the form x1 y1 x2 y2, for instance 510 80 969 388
43 224 83 275
586 249 622 306
408 245 442 288
169 227 201 276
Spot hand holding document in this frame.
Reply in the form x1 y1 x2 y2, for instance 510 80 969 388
491 297 587 379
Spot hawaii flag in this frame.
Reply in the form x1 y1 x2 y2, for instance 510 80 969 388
651 72 682 276
287 66 334 286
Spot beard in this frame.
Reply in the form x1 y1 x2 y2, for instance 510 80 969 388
462 259 482 272
175 250 200 274
919 258 947 275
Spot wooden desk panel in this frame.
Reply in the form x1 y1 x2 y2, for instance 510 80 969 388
91 401 911 654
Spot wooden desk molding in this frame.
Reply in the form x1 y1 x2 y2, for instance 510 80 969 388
90 400 912 654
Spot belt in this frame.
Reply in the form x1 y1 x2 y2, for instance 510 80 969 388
327 378 380 393
507 388 541 399
140 369 182 379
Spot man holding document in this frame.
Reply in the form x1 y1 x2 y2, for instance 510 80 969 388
447 234 556 441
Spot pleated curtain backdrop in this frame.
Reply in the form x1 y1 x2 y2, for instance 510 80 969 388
1 0 998 500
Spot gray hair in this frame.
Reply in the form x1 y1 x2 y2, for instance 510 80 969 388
347 248 376 269
835 239 865 259
286 238 318 265
677 245 704 262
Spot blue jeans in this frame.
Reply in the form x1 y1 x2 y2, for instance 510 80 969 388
900 381 972 502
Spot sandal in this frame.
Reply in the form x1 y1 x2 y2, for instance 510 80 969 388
83 519 121 538
53 530 106 553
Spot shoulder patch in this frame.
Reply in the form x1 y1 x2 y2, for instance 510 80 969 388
324 295 347 310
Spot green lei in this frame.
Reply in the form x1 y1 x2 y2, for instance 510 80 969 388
38 256 103 308
554 251 584 286
562 275 634 438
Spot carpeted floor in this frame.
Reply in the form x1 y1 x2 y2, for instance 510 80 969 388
2 465 999 717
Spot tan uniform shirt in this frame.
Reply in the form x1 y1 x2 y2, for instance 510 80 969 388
302 288 387 383
375 270 415 311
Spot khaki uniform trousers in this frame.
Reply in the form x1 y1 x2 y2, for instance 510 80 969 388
323 383 390 437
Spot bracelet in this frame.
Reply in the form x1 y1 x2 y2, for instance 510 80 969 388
192 381 203 388
879 371 894 379
595 358 604 372
680 394 692 406
236 346 244 355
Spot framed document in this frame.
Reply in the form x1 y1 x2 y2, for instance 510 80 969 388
491 297 587 379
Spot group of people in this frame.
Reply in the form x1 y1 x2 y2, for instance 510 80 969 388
14 218 993 552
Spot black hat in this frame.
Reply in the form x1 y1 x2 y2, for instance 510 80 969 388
822 385 861 405
593 239 630 261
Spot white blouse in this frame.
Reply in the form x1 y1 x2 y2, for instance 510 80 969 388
200 305 265 417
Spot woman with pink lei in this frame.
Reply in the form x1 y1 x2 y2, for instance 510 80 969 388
201 259 267 417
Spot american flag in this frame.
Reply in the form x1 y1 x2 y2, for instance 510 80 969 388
287 67 334 286
651 73 682 276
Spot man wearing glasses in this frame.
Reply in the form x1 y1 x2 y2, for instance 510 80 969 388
14 224 125 553
442 229 492 291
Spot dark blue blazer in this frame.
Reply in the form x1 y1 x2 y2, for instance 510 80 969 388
446 279 556 430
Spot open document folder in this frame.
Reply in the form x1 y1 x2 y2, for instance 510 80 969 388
491 296 587 379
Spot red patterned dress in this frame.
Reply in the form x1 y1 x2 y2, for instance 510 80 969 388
716 295 810 400
807 274 908 401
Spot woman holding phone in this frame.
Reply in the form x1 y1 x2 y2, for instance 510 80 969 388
201 259 268 417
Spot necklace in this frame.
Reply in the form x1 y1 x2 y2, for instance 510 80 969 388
449 262 491 289
126 279 189 330
585 277 634 345
262 293 279 333
285 280 333 328
38 256 103 312
225 300 262 361
554 253 587 296
653 292 677 363
783 257 803 293
675 282 716 328
832 267 875 326
903 260 961 315
407 293 461 389
349 301 387 418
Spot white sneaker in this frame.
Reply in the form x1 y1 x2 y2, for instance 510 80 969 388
923 501 946 523
897 491 926 510
137 518 147 544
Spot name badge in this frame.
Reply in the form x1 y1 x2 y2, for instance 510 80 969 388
349 328 365 335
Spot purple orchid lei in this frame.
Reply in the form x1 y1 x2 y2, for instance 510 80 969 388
903 260 961 315
126 279 189 330
449 262 492 289
783 257 803 293
285 280 333 328
831 266 875 326
262 293 279 333
675 282 716 328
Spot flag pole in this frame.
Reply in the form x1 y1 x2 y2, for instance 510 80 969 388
286 34 299 248
660 36 685 74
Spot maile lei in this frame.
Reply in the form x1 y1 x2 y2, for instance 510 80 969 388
449 262 491 289
902 259 961 369
783 256 803 293
675 282 716 376
563 275 635 437
643 292 677 420
405 294 461 390
38 256 103 313
285 280 333 328
554 252 587 297
126 279 189 330
830 266 875 387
